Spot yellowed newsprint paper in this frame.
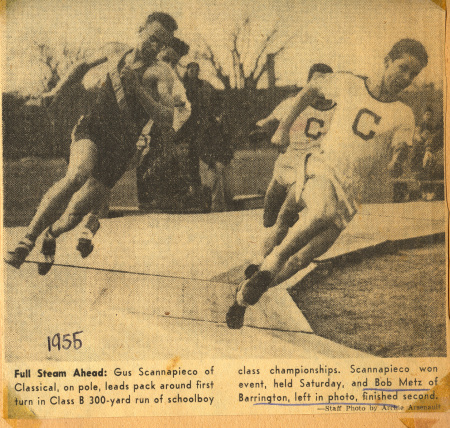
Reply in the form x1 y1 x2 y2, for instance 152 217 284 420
1 0 449 426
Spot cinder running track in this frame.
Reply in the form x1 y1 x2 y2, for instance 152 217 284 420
3 201 445 361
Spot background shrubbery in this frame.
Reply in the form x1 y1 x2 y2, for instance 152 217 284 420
3 82 443 160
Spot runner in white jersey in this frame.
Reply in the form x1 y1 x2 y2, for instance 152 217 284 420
227 39 428 329
244 64 335 280
271 66 335 188
306 72 415 211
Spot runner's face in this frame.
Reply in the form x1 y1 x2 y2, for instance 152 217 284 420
138 21 174 63
310 71 325 81
187 66 199 79
383 53 423 95
157 47 179 68
310 71 333 107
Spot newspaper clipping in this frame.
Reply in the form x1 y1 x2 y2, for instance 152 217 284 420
1 0 448 424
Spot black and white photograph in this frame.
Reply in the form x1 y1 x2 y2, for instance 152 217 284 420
2 0 448 420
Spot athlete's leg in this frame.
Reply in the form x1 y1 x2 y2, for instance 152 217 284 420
261 183 300 259
227 177 338 329
234 177 338 309
263 178 288 228
241 179 292 278
28 140 98 240
272 225 341 286
36 177 108 275
231 225 339 298
259 176 338 276
50 178 109 237
5 139 97 268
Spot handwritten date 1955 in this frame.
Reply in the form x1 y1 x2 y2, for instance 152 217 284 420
47 331 83 351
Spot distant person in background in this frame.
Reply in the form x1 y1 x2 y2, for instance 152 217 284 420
411 106 444 200
411 106 435 173
425 117 444 177
198 111 233 212
181 62 233 212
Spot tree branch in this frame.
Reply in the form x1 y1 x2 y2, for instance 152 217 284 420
231 30 245 87
197 38 231 89
253 42 290 84
248 27 278 80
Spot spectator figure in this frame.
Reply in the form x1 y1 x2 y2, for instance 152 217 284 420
181 62 233 212
411 106 444 200
411 106 434 173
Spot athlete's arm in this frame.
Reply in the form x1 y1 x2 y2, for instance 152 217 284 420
42 56 108 107
272 83 323 147
147 62 175 107
142 63 180 159
121 65 174 127
137 85 173 126
256 114 278 130
143 63 174 126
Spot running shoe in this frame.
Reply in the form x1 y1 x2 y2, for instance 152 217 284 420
244 263 259 279
37 230 56 275
226 301 247 329
4 238 35 269
76 238 94 258
237 270 272 306
77 217 100 258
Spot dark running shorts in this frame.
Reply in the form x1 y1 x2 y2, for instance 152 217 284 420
72 115 136 189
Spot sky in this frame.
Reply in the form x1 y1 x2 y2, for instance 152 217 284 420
3 0 446 95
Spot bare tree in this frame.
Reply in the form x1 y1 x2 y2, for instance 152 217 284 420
195 41 231 89
33 40 88 93
194 16 293 89
34 42 61 92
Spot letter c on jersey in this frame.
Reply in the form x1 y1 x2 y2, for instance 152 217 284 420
305 117 325 140
352 108 381 140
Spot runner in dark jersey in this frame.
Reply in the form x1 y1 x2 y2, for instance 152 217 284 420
72 71 151 188
5 12 178 272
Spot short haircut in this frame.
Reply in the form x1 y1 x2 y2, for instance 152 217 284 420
307 63 333 82
171 38 190 58
140 12 178 33
388 39 428 68
187 62 200 70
